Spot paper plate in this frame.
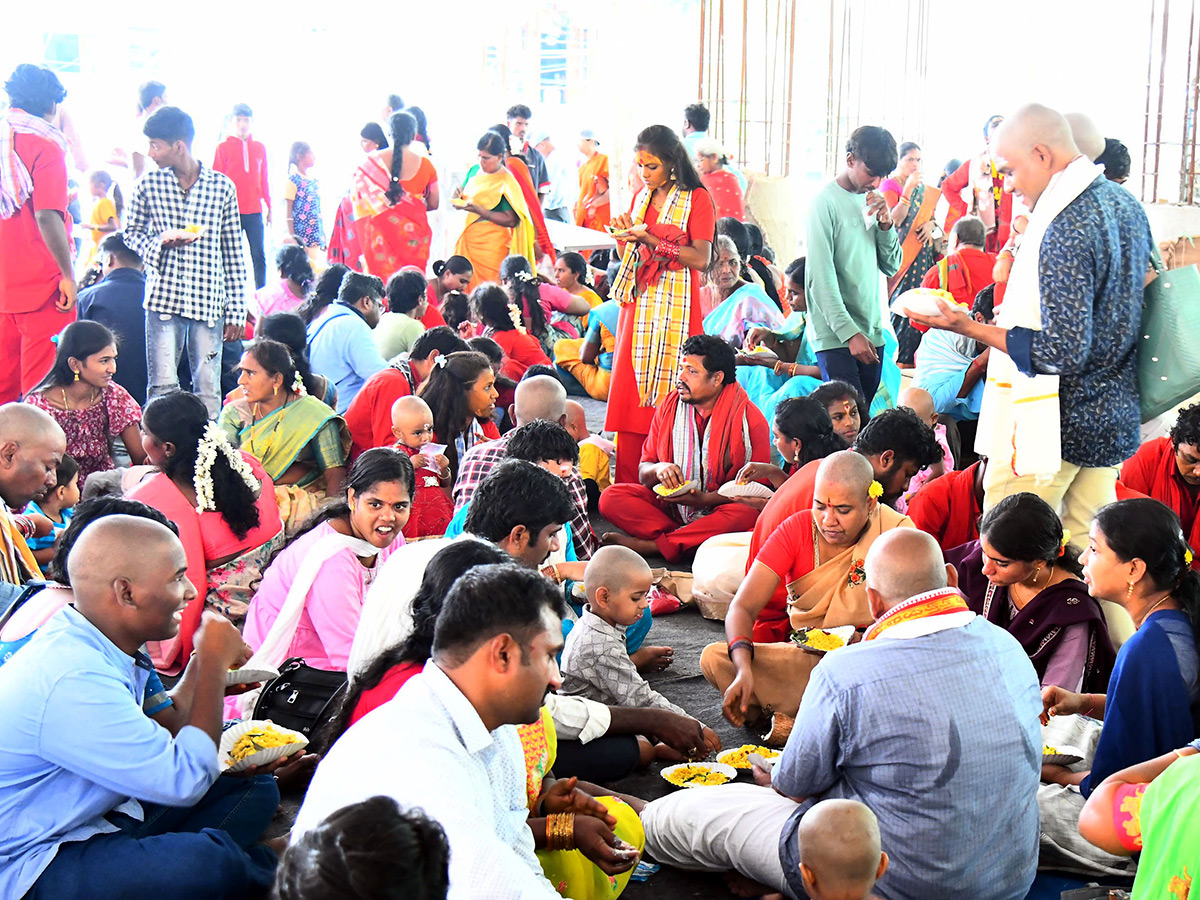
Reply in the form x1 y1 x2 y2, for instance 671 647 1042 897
742 345 779 362
717 744 782 769
1042 744 1086 767
660 762 737 788
791 624 857 654
889 287 960 319
220 720 308 773
225 665 280 687
653 479 700 498
718 480 775 501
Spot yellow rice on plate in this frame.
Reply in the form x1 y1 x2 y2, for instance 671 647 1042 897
718 745 782 769
227 725 304 765
661 764 732 787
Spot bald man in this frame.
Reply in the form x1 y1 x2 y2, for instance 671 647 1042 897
910 103 1153 551
643 527 1043 900
1065 112 1106 162
0 516 283 899
702 451 914 725
0 403 66 584
455 374 597 557
796 799 887 900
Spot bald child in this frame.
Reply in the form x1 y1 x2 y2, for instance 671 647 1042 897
796 799 889 900
390 395 453 537
565 399 613 508
897 386 950 509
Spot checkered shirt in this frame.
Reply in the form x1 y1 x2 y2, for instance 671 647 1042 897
123 164 247 325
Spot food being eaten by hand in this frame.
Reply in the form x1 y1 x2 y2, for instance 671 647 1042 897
717 745 783 769
662 764 732 787
653 479 698 498
226 725 304 765
791 625 856 653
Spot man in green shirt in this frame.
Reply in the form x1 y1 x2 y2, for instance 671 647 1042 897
805 126 902 405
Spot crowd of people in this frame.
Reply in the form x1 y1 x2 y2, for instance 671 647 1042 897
1 57 1198 900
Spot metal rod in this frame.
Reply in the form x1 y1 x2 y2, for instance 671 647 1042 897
699 0 707 103
1184 0 1196 202
1153 0 1171 202
784 0 797 175
1143 0 1158 201
1189 0 1200 202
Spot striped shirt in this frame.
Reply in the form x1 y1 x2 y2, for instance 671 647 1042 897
123 163 247 325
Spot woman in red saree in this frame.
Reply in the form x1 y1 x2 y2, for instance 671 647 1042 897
693 139 745 221
606 125 715 482
327 111 432 277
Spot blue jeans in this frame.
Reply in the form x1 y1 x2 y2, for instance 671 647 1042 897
815 345 883 406
146 311 223 417
27 775 280 900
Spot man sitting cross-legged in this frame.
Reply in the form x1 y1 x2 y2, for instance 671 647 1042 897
0 516 283 900
600 334 770 562
642 528 1043 900
701 451 913 726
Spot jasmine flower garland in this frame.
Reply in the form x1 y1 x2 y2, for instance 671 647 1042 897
194 423 262 513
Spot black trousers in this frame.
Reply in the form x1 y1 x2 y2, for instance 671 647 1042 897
240 212 267 290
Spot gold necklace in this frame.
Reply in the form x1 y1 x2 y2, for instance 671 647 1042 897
245 395 290 459
60 383 100 411
1137 593 1174 628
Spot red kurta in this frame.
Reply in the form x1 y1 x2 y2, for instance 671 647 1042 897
1120 437 1200 566
491 328 551 382
746 458 821 611
420 302 447 330
750 509 820 642
700 170 745 221
906 461 983 552
606 187 716 459
942 157 1012 253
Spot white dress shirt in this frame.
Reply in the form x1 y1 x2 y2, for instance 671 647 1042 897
294 661 560 899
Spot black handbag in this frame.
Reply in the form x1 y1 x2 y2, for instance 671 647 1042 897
252 656 347 739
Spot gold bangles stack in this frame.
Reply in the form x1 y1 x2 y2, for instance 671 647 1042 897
546 812 577 851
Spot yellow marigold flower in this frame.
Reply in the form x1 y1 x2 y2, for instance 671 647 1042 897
867 480 884 500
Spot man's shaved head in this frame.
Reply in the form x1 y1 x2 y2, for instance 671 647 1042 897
69 515 195 649
898 386 936 427
994 104 1082 210
564 399 589 442
514 375 567 426
814 450 874 497
1064 112 1105 162
0 402 66 508
797 799 885 896
865 528 949 609
584 544 651 598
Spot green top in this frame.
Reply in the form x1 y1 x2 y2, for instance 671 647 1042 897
463 165 514 213
1132 752 1200 898
803 180 901 352
374 311 425 359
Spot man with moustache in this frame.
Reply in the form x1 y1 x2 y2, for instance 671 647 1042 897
0 403 66 584
0 516 282 899
600 334 769 562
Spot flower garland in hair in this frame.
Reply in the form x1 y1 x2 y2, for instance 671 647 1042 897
1058 530 1072 557
507 302 528 334
194 423 262 514
291 370 307 396
514 270 539 285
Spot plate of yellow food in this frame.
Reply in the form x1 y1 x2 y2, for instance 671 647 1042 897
1042 744 1085 767
451 195 472 208
220 720 308 773
717 745 783 769
183 223 205 235
225 664 280 687
718 480 775 501
653 479 700 498
660 762 737 788
791 624 857 654
742 344 779 362
889 287 962 319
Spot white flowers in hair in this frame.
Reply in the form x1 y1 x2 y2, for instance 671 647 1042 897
193 423 262 514
434 355 449 369
515 270 538 284
507 303 527 334
292 370 306 396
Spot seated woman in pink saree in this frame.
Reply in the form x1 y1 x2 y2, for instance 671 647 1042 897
327 112 432 278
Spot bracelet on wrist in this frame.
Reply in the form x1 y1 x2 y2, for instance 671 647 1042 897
727 637 755 660
546 813 576 851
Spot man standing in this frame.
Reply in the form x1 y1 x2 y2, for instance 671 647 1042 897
0 64 76 403
305 271 387 413
534 132 575 223
123 107 246 418
78 233 149 404
805 125 902 406
643 529 1042 900
212 103 270 290
506 104 549 204
681 103 710 155
600 335 769 562
911 104 1153 548
0 404 65 585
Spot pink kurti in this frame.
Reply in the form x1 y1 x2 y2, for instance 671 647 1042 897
242 520 402 671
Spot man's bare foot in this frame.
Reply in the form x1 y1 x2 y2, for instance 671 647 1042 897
601 532 658 556
725 871 779 898
630 645 674 673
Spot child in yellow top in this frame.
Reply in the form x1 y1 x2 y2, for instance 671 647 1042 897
85 171 121 267
564 400 612 513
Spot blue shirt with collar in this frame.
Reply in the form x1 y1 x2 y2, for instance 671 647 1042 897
1006 177 1153 467
0 605 218 899
306 304 387 413
77 267 149 405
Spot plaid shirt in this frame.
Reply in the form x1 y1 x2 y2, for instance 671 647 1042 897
454 434 598 559
124 164 247 325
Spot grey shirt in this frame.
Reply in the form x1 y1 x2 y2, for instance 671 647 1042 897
560 610 686 715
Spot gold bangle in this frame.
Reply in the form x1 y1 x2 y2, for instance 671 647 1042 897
546 813 576 851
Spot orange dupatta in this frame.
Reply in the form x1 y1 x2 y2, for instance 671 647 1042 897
574 152 610 231
886 184 941 295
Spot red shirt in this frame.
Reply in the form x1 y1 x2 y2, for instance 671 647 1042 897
746 458 820 611
344 366 420 461
492 328 550 382
420 303 447 330
1121 437 1200 561
212 136 270 215
348 661 422 728
0 131 69 313
906 462 982 552
397 443 453 539
919 247 996 308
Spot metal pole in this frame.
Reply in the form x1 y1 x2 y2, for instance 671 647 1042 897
699 0 707 103
784 0 797 175
1152 0 1171 202
1189 0 1200 202
1143 0 1158 201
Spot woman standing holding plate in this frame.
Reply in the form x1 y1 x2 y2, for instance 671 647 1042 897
606 125 715 482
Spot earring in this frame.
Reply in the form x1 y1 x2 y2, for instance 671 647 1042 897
670 169 677 181
73 370 80 382
273 385 279 397
1127 580 1135 601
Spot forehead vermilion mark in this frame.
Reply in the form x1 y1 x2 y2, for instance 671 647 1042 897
637 151 662 167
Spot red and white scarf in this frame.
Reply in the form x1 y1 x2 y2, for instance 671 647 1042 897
864 588 973 641
0 110 67 219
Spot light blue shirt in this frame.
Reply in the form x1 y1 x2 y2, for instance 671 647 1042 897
306 304 387 413
294 660 559 899
0 606 218 899
775 612 1043 900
